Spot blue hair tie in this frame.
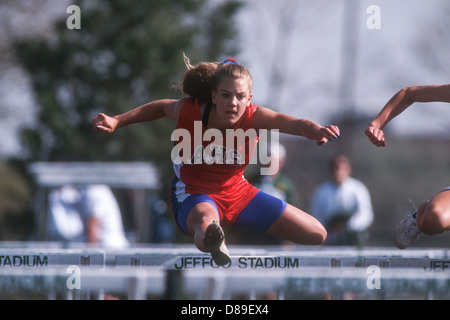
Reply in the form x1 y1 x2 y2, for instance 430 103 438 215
222 58 240 65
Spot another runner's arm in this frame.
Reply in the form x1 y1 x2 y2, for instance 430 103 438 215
368 84 450 131
365 84 450 147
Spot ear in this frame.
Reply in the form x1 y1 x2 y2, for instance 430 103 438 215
212 90 217 104
247 93 253 106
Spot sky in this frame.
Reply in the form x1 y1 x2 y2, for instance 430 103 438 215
0 0 71 158
0 0 449 158
236 0 450 134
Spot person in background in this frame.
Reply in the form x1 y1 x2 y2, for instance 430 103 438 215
48 184 129 248
48 184 85 243
79 184 129 248
310 155 374 246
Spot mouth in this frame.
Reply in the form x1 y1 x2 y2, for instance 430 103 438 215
225 110 237 117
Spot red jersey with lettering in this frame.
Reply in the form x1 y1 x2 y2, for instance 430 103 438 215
171 98 260 225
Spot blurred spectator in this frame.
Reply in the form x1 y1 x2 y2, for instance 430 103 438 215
151 197 176 243
48 184 129 248
48 185 84 243
79 185 129 248
310 155 374 246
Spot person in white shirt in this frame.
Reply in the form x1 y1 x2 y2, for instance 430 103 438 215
310 155 374 246
48 185 85 242
48 184 129 248
79 184 129 248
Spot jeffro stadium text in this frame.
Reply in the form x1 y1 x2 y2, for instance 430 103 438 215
173 256 299 269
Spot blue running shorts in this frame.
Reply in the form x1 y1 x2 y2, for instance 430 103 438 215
170 190 287 236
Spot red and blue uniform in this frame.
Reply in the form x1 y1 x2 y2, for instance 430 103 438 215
169 98 286 235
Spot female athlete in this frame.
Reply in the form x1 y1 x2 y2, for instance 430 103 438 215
92 56 340 265
365 84 450 249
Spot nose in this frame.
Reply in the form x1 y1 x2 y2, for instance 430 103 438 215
230 95 238 106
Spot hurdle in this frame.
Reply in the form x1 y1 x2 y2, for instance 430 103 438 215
109 245 450 299
112 245 450 271
0 265 449 300
0 243 449 300
0 247 105 299
182 267 450 300
0 248 104 267
0 266 167 300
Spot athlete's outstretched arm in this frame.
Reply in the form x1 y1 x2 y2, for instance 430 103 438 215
365 84 450 147
92 98 185 133
252 106 340 145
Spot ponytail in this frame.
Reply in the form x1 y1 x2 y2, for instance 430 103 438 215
179 53 252 103
180 53 219 104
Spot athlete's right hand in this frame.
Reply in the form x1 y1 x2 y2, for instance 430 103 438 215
365 125 386 147
92 113 118 133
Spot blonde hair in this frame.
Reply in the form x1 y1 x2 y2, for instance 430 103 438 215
180 53 252 103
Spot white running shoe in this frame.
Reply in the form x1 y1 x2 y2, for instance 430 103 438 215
395 212 422 249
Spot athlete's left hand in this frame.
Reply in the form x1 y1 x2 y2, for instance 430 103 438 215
316 125 340 146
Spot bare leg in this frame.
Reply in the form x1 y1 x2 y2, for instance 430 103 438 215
267 204 327 245
417 189 450 235
186 202 220 252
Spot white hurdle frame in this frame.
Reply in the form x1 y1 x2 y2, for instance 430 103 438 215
0 243 448 300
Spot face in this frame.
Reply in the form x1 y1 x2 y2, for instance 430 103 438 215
211 76 252 129
332 160 351 185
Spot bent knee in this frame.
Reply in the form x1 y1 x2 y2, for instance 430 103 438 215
418 202 450 235
308 224 327 245
319 226 328 244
